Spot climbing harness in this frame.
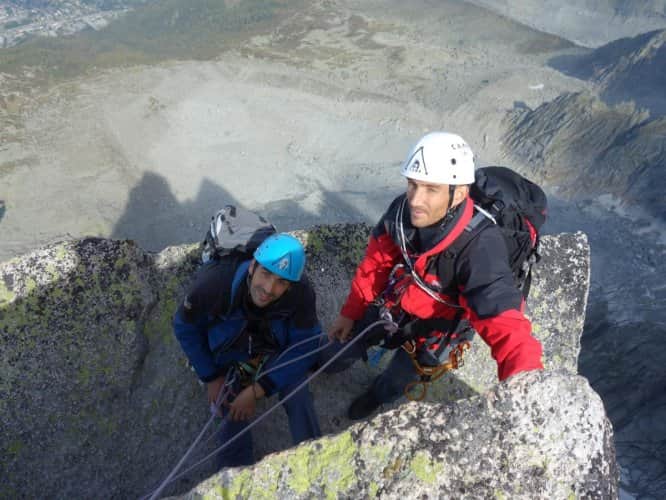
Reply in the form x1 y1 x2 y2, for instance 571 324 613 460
402 338 471 402
143 319 396 500
395 198 463 309
391 198 479 401
236 354 269 388
372 263 409 327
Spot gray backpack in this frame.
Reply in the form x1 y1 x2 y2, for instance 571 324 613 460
201 205 276 264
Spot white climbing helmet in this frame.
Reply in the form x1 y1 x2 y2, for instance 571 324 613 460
400 132 475 185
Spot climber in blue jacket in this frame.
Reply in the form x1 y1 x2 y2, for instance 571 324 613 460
173 233 322 468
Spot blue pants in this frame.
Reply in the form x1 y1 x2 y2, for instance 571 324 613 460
320 339 419 405
216 377 321 468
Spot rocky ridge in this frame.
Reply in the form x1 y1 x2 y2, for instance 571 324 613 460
555 29 666 117
503 91 665 221
0 225 601 498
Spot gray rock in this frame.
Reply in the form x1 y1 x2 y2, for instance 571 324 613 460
0 226 600 499
176 370 618 500
0 238 201 500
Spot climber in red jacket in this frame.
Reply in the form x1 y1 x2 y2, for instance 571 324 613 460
325 132 543 420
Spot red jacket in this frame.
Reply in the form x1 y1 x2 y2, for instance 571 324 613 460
341 195 543 380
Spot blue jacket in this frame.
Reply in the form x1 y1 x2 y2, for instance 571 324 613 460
173 259 322 396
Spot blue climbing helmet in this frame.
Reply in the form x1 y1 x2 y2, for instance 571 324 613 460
253 233 306 282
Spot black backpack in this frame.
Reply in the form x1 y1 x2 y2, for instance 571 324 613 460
201 205 277 264
441 166 547 299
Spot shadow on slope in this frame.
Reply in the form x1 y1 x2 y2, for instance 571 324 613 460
110 171 374 253
111 172 236 251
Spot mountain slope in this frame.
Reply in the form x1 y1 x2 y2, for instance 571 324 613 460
552 29 666 116
466 0 666 47
503 91 665 220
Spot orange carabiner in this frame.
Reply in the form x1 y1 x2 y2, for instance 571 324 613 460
401 340 472 401
402 340 417 355
404 380 428 401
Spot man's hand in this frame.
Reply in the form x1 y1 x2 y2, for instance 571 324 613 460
207 375 226 406
228 383 265 421
328 314 355 342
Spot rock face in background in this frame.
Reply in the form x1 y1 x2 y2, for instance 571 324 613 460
466 0 666 47
178 370 617 500
503 26 666 223
551 29 666 117
503 91 666 221
501 27 666 496
0 226 597 498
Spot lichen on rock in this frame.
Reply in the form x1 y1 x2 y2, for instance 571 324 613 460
180 371 617 499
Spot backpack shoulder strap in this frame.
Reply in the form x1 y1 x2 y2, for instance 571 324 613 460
435 206 494 296
213 257 251 317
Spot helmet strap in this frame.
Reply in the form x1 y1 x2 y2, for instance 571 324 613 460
437 185 459 229
446 185 456 213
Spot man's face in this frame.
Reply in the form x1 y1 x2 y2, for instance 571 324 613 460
248 261 291 307
406 178 452 228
